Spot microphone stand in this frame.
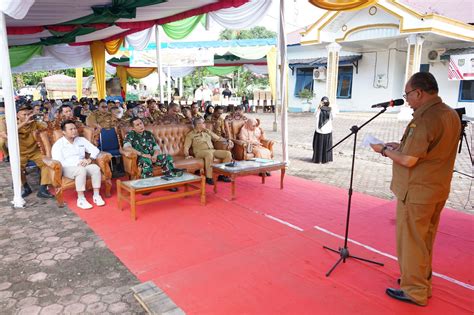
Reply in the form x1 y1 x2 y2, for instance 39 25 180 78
322 107 386 277
453 120 473 179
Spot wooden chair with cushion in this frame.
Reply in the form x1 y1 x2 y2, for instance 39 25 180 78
35 126 112 207
225 119 274 160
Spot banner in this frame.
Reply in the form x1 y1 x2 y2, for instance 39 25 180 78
130 48 214 68
448 53 474 80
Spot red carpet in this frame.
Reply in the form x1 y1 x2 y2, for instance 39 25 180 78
64 175 474 315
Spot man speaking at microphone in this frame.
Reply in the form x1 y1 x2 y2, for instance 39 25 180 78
370 72 460 306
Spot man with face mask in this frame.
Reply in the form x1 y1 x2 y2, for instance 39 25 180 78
52 120 104 209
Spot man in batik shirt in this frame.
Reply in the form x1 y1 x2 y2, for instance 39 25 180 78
122 117 181 179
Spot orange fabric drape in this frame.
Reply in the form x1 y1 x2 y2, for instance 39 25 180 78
104 38 124 55
90 41 106 100
308 0 377 11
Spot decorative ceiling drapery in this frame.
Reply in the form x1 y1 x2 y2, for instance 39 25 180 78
9 44 42 67
125 27 153 50
161 15 205 40
308 0 378 11
90 41 106 99
0 0 35 19
209 0 272 30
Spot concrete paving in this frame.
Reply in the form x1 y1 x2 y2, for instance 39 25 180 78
0 164 144 315
258 111 473 213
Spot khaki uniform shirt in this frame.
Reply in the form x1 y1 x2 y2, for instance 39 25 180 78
18 121 46 156
86 111 117 129
206 115 227 138
49 116 84 131
391 97 461 204
184 129 221 156
160 113 187 125
0 116 6 137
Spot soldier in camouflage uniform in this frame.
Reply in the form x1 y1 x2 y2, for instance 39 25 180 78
122 117 181 179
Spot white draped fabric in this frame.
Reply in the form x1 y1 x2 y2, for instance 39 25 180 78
170 66 196 78
44 44 91 67
228 45 272 60
125 27 154 50
0 0 35 19
244 64 268 75
209 0 271 30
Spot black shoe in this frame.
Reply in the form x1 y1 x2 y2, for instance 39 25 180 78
21 184 33 198
397 278 400 285
37 188 54 199
265 172 271 176
206 178 214 185
142 192 152 196
168 188 178 192
386 288 422 306
3 156 9 163
217 175 231 183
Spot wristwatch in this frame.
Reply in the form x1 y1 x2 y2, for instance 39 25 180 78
381 146 388 157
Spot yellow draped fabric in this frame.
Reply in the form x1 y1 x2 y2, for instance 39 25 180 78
126 67 156 79
308 0 377 11
116 66 128 95
116 66 157 95
75 68 83 99
267 47 277 101
90 41 106 99
104 38 124 55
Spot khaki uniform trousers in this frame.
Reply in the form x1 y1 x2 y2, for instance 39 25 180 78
396 199 445 305
20 151 51 186
0 138 8 158
63 164 102 192
195 149 232 178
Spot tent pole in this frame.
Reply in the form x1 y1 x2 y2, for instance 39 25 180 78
279 0 289 164
155 25 164 103
167 66 171 104
0 12 25 208
179 77 183 101
273 0 281 132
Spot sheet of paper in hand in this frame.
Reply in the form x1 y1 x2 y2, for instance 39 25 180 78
361 134 384 148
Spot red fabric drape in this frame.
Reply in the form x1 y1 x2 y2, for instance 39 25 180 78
7 26 44 35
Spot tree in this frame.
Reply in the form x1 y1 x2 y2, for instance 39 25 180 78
219 26 277 40
12 67 95 89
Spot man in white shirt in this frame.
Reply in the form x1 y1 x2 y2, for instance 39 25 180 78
51 120 105 209
194 86 204 110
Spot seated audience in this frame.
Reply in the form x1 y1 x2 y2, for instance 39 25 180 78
191 102 203 119
204 104 214 120
206 105 227 138
86 99 117 129
225 105 247 122
0 103 8 162
161 103 187 124
184 117 233 185
238 118 272 159
17 105 54 198
52 120 105 209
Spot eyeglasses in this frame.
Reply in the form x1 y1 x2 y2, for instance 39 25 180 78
403 89 417 99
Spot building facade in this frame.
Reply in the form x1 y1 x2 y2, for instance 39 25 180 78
287 0 474 117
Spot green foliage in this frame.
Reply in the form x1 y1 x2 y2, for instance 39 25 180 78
235 69 269 99
182 67 210 96
12 67 94 89
127 76 140 86
298 88 313 103
219 26 277 40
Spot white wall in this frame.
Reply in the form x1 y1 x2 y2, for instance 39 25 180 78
420 44 473 117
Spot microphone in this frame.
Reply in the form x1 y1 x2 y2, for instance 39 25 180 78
371 99 404 108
